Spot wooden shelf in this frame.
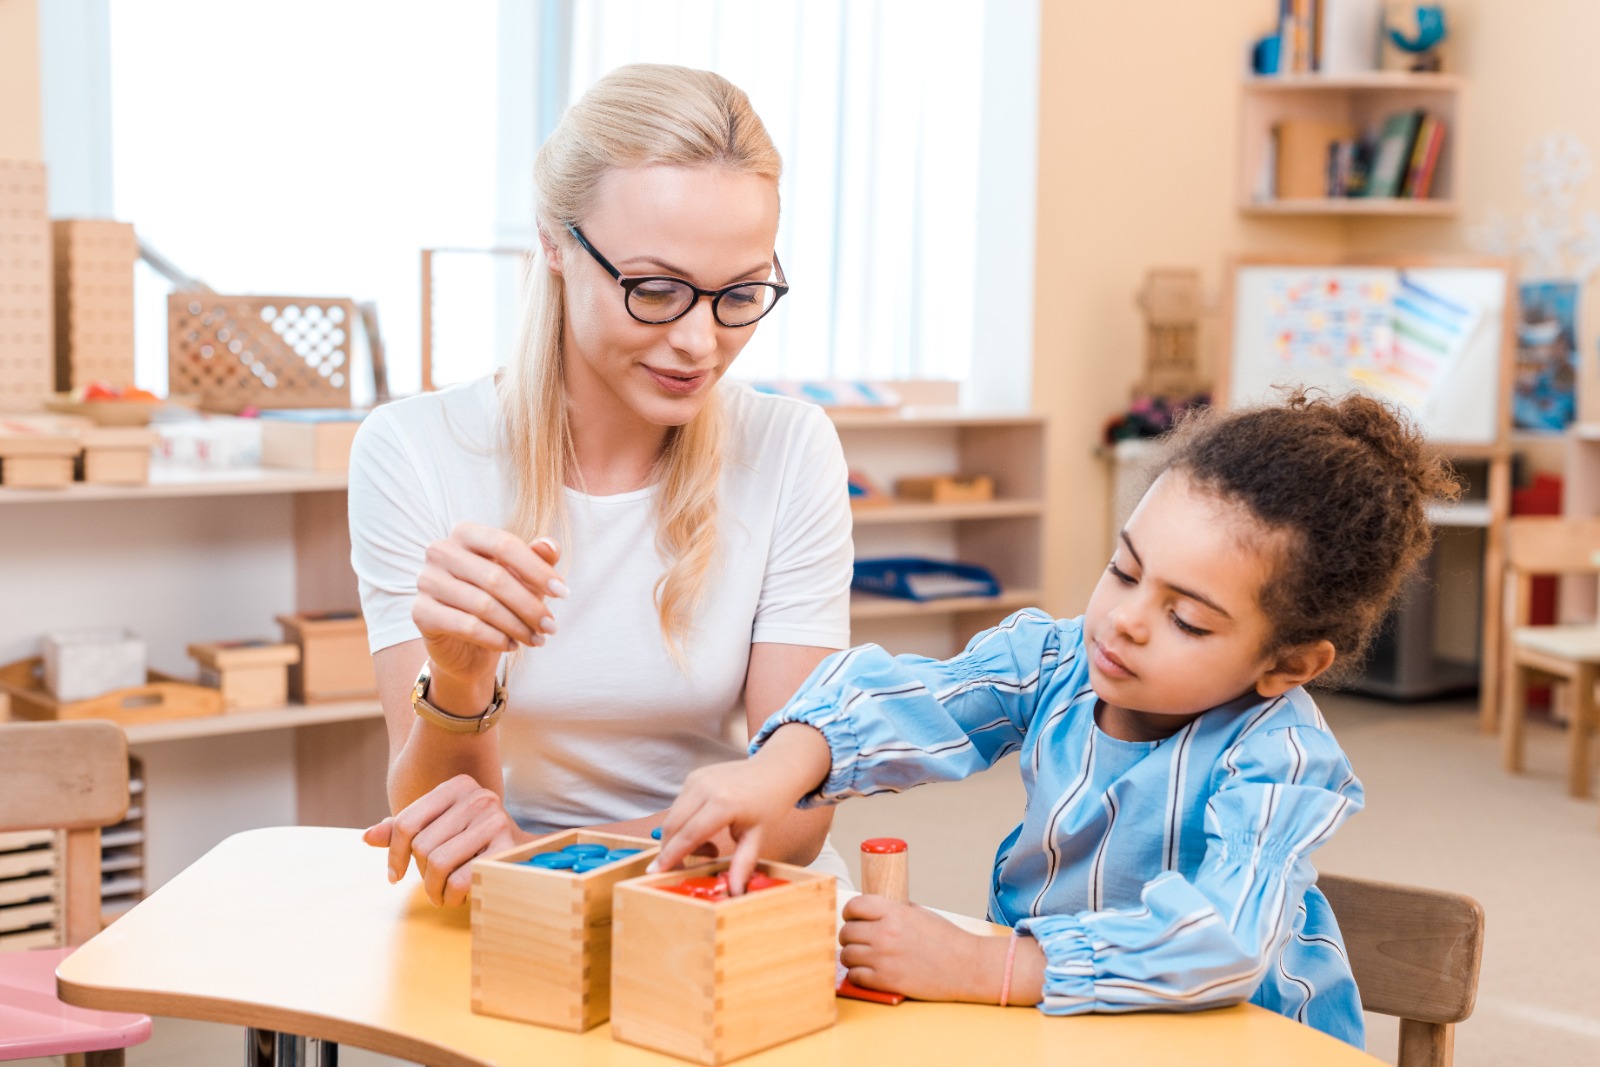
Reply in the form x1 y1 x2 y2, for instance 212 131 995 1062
850 589 1042 621
851 499 1044 524
1241 197 1457 216
0 465 348 504
1239 69 1462 216
122 697 383 745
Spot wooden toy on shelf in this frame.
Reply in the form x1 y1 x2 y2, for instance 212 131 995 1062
186 640 300 712
894 474 995 504
0 419 77 488
846 468 890 509
0 657 223 726
52 219 137 393
610 857 837 1065
77 424 159 485
0 160 53 409
168 294 358 414
274 612 377 703
470 830 658 1032
1135 268 1206 401
258 409 367 473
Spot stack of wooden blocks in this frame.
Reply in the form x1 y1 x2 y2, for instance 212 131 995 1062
0 414 158 488
0 161 53 410
52 220 137 392
472 840 838 1065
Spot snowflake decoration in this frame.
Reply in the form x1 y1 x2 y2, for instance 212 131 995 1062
1473 133 1600 282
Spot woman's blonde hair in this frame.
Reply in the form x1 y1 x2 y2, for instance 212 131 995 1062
498 64 782 660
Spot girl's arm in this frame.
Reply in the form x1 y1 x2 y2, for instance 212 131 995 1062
657 610 1069 883
1016 723 1363 1014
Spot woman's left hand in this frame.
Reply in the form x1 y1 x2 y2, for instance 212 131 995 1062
839 895 1002 1003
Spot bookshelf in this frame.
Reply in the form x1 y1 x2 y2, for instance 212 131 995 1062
1239 72 1463 215
830 396 1048 658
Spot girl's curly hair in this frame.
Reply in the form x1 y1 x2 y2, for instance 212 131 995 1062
1156 388 1462 678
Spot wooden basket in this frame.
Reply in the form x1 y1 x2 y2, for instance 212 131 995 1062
0 657 223 726
168 294 356 413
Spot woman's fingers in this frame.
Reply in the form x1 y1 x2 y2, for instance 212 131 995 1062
420 541 555 644
448 523 568 598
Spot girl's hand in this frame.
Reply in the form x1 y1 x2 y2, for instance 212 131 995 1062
654 724 833 892
653 759 796 892
839 896 1006 1003
412 524 566 686
362 773 527 906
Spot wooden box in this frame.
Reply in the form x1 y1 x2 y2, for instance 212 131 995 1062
259 410 366 472
78 425 158 485
169 294 357 414
611 859 838 1065
0 161 53 410
0 657 223 726
187 640 300 712
470 830 659 1032
894 474 995 504
274 612 376 703
52 219 137 392
0 418 77 488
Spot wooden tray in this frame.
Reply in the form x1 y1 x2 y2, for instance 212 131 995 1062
0 657 223 725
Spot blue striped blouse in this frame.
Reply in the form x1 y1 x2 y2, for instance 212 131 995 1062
754 609 1366 1047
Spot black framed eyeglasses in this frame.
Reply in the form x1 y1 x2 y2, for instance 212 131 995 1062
565 223 788 328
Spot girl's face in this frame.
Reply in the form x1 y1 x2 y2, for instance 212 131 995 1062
1083 471 1318 737
549 163 780 434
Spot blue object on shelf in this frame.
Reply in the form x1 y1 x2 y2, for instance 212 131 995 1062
851 558 1002 602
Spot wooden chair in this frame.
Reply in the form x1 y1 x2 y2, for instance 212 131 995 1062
0 721 151 1066
1319 872 1484 1067
1498 515 1600 799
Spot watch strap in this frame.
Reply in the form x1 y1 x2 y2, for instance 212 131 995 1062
412 661 507 734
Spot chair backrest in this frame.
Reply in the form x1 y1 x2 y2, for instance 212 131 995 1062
1503 516 1600 632
0 720 129 944
1319 872 1484 1067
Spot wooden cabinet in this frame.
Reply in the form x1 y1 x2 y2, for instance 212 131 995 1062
832 406 1048 658
1239 73 1463 216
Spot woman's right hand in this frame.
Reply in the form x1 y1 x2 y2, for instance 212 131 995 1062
411 523 567 685
363 773 528 906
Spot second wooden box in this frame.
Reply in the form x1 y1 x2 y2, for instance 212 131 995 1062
611 859 837 1065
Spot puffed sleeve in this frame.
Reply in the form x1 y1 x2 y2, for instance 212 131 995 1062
751 610 1071 801
749 404 853 650
347 409 442 654
1017 720 1363 1014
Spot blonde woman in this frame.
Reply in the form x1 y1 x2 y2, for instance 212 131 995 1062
349 65 852 906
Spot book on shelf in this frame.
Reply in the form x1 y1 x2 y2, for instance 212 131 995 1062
1271 0 1382 74
1402 114 1447 198
1363 107 1425 198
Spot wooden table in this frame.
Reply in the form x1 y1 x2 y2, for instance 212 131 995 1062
57 827 1383 1066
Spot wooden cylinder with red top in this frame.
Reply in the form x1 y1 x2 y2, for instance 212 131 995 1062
859 838 909 902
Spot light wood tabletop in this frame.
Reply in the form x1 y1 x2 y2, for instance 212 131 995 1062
57 826 1383 1067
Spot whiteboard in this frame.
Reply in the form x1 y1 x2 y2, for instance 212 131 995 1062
1226 264 1509 445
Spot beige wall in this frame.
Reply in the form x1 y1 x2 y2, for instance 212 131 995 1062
1032 0 1600 616
0 0 41 162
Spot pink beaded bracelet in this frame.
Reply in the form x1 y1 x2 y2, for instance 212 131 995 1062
999 928 1020 1007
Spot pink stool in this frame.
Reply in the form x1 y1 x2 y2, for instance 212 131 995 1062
0 946 152 1064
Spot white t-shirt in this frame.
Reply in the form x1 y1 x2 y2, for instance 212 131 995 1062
348 376 854 834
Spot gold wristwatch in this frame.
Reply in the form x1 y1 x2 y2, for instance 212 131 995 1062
411 660 507 734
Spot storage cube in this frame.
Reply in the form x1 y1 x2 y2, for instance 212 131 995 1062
611 859 838 1065
187 640 300 711
79 425 158 485
470 830 658 1032
274 612 376 703
0 419 77 488
42 628 146 702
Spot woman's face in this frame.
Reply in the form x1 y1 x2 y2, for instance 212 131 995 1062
551 164 780 433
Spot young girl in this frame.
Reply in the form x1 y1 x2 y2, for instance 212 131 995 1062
654 389 1459 1048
